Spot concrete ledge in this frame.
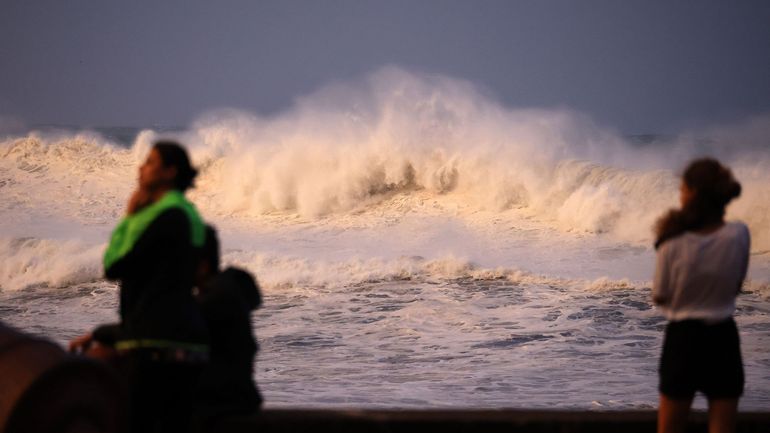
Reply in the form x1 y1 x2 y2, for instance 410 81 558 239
216 409 770 433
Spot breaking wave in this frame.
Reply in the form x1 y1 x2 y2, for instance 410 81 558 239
1 67 769 249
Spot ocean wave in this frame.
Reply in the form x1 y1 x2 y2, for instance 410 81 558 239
0 237 104 291
219 250 650 295
2 68 769 249
0 231 621 292
4 236 769 303
0 234 641 294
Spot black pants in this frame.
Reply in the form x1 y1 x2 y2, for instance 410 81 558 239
120 355 204 433
659 318 744 400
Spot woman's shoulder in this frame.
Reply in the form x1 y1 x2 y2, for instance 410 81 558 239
151 206 189 224
681 221 749 241
725 220 749 232
655 233 681 259
144 207 191 237
723 221 751 250
722 221 750 241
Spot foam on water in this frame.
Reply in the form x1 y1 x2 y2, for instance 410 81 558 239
0 237 103 292
1 68 769 409
2 69 770 251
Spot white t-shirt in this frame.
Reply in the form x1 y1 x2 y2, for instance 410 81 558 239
652 221 750 323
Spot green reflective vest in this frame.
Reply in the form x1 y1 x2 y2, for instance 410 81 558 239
103 190 205 270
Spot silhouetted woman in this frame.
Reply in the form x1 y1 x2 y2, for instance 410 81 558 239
71 141 209 433
653 158 749 433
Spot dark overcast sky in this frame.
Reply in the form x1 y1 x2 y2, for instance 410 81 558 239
1 0 768 133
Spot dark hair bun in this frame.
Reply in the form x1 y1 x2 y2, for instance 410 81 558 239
714 166 741 205
727 180 741 200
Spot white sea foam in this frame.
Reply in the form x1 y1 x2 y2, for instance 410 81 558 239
0 234 622 293
222 250 614 292
2 68 769 252
2 68 770 293
0 237 104 291
2 69 770 409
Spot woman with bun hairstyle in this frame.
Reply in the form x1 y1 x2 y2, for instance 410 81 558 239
653 158 749 433
70 141 209 433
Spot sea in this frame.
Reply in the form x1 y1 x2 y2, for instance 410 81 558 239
1 69 769 410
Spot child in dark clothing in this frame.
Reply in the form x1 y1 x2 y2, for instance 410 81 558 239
194 226 263 426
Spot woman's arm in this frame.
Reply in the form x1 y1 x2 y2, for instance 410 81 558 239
652 244 671 306
737 224 751 294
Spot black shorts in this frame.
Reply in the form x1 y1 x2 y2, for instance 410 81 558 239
659 318 744 400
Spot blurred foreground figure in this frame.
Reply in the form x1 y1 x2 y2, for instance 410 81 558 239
70 141 209 433
193 226 263 431
653 158 749 433
0 322 122 433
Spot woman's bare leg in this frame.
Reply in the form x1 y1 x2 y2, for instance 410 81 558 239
707 398 738 433
658 394 693 433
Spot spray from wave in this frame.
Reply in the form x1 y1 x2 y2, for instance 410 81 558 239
1 67 770 283
171 68 768 246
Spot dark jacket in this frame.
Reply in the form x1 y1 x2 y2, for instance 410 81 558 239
196 267 262 416
96 208 208 346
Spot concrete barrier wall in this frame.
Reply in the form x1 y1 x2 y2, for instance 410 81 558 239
216 409 770 433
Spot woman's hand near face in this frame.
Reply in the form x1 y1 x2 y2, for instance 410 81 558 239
129 148 176 215
127 189 152 215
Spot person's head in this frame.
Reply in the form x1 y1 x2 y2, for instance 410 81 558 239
679 158 741 210
139 141 197 192
655 157 741 248
196 225 220 287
